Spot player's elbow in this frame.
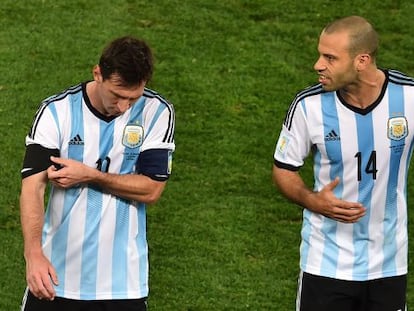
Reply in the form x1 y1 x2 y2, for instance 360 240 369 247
140 181 166 205
141 193 161 205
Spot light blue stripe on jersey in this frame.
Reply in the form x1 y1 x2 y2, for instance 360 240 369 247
47 102 62 147
51 92 85 295
299 99 312 269
80 189 101 299
112 199 131 296
382 83 404 274
353 112 374 278
112 103 145 295
133 99 150 292
319 92 341 273
43 102 60 244
80 119 114 299
147 104 167 137
136 202 148 293
42 101 59 284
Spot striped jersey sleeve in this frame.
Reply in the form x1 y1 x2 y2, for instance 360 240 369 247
23 83 175 300
274 84 324 170
272 69 414 281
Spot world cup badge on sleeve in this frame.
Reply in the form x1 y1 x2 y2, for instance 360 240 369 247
387 116 408 141
122 124 144 148
276 135 290 159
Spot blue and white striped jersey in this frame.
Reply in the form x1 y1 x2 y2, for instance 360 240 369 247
25 82 175 299
274 69 414 281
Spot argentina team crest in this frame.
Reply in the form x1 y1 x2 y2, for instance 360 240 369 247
122 123 144 148
387 116 408 141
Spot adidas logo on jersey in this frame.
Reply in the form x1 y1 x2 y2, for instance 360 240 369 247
324 130 340 141
69 134 84 145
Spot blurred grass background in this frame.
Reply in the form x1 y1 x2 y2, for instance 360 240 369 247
2 0 414 310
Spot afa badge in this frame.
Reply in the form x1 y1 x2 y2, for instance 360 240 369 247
387 116 408 141
122 124 144 148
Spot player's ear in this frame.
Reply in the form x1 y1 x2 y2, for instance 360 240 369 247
355 54 370 71
93 65 103 83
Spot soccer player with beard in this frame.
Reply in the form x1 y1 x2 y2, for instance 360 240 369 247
20 36 175 311
273 16 413 310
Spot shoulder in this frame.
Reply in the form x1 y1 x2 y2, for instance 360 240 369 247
32 83 83 121
283 83 326 129
143 88 173 106
141 88 175 118
42 83 83 104
292 83 325 105
386 69 414 86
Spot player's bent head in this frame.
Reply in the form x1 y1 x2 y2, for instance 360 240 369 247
98 36 154 87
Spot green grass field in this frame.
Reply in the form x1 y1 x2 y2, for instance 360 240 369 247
2 0 414 310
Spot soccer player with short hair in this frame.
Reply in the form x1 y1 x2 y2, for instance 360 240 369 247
273 16 413 310
20 36 175 311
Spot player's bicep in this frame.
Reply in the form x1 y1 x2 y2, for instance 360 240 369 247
142 103 175 150
21 144 60 179
136 149 173 181
274 106 311 168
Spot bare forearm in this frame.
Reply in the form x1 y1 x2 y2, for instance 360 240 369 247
272 164 366 222
20 177 46 258
21 212 44 258
47 157 166 204
272 165 314 209
92 171 166 204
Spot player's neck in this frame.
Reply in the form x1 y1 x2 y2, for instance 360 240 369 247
339 69 385 109
86 81 104 114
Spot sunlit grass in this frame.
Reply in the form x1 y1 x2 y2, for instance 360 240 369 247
2 0 414 310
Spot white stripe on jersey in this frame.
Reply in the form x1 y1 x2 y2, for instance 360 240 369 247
274 69 414 281
27 83 175 299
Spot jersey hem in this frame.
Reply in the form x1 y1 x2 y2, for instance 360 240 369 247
301 266 408 281
54 290 149 300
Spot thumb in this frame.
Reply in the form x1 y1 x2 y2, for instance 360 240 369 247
49 266 59 286
50 156 61 163
325 177 340 191
50 156 64 170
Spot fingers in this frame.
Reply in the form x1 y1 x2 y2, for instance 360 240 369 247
48 157 69 181
49 157 64 173
49 266 59 286
44 272 58 300
26 256 58 301
28 272 57 301
50 156 64 164
331 204 366 223
318 177 366 223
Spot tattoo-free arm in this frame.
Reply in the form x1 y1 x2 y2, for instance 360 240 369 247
93 170 166 204
20 172 58 300
47 156 166 204
272 164 366 223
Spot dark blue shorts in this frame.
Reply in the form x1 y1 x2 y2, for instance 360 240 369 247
21 289 148 311
297 271 406 311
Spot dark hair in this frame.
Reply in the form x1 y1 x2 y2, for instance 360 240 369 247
98 36 153 86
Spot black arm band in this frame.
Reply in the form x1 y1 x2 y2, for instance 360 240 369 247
21 144 60 179
136 149 172 181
